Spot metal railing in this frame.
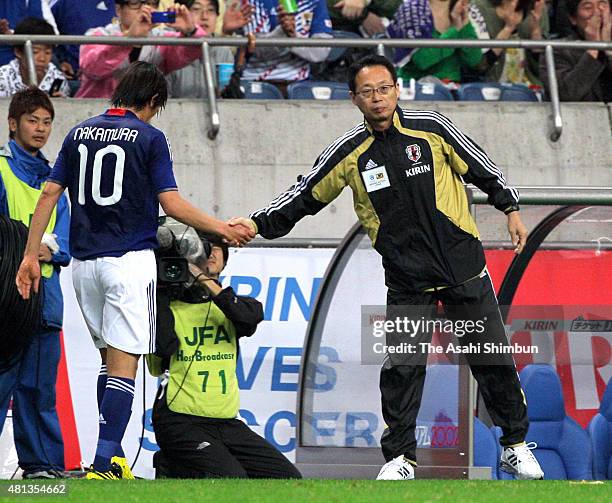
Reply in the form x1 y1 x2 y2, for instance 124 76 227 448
2 34 610 140
470 186 612 206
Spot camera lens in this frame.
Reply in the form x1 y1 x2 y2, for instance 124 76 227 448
165 264 182 281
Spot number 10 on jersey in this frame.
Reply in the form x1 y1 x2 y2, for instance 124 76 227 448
78 144 126 206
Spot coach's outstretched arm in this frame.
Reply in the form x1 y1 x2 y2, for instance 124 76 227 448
158 191 255 246
16 181 64 299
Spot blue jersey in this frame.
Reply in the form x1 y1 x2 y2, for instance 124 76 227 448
48 109 177 260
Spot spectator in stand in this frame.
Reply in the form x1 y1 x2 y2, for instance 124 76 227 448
49 0 115 80
327 0 402 36
0 18 69 98
76 1 206 98
539 0 611 101
242 0 333 94
0 1 57 66
387 0 489 83
474 0 549 86
166 0 253 97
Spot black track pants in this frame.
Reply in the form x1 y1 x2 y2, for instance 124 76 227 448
379 272 529 463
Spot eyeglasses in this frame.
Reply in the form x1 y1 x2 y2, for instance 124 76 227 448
190 5 217 15
123 0 160 9
355 84 395 99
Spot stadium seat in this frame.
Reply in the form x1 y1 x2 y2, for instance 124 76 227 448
287 81 350 100
327 30 361 62
493 364 593 479
587 377 612 479
474 417 499 479
240 81 284 99
457 83 538 102
414 82 454 101
400 80 454 101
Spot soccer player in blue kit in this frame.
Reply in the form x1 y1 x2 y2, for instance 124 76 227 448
16 61 254 479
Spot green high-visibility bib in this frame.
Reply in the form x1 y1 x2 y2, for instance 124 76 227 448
166 300 240 419
0 156 56 278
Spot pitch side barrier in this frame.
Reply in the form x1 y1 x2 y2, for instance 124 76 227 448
1 35 611 141
294 186 612 479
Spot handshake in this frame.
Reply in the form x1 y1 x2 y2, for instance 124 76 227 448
222 216 258 247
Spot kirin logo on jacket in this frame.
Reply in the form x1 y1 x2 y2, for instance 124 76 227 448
406 144 421 163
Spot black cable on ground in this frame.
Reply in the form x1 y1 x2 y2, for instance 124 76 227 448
0 215 43 374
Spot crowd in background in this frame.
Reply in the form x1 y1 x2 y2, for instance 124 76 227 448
0 0 610 101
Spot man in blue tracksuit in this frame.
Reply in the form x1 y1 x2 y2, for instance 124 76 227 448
0 88 70 479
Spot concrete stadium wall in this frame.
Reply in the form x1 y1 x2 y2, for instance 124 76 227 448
0 99 610 242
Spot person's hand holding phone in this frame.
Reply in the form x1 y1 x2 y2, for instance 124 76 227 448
167 3 197 36
48 78 66 98
127 5 154 38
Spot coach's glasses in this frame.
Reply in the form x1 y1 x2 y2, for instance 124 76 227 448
355 84 396 99
123 0 161 9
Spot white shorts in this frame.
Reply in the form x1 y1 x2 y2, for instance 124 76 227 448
72 249 156 355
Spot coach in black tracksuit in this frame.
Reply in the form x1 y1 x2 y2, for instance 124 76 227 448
235 55 531 470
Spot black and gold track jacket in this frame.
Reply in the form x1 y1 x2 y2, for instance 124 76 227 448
250 107 519 293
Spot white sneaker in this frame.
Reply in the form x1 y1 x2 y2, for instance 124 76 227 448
500 442 544 480
376 455 415 480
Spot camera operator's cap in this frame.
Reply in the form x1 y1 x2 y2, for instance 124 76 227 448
197 231 229 265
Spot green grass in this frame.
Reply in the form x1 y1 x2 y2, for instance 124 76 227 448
0 479 609 503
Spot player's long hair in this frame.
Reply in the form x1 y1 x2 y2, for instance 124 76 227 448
111 61 168 112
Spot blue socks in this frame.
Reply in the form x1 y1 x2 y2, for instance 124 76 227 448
96 365 126 459
93 376 134 471
96 364 107 410
96 363 125 458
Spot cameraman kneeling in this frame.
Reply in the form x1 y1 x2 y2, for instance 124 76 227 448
150 236 301 479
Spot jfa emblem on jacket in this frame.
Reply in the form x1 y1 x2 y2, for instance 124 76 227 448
406 144 421 163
